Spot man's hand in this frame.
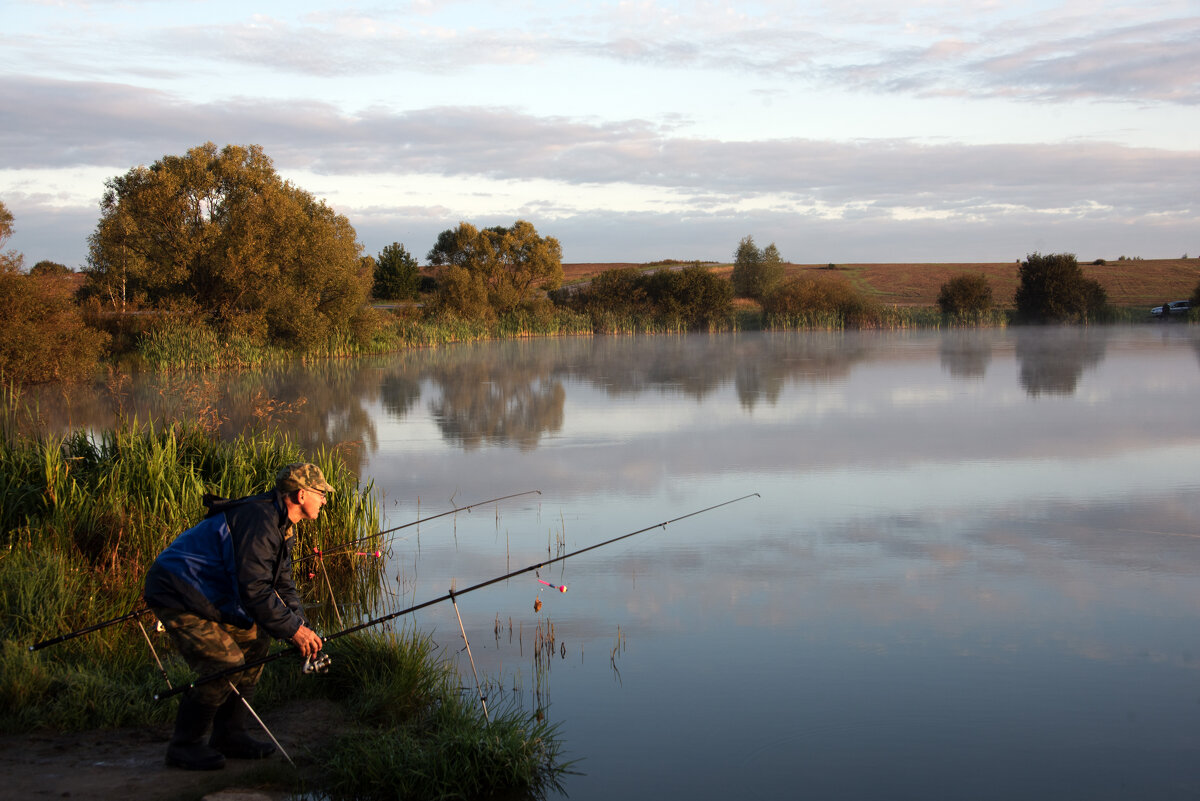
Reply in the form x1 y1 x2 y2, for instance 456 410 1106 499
290 624 324 658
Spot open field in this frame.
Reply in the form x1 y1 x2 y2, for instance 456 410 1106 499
562 259 1200 310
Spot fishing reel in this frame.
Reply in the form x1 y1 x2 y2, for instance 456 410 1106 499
303 652 333 675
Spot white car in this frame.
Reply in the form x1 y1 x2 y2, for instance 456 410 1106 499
1151 300 1191 316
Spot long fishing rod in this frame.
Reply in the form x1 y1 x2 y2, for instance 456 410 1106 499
295 489 542 565
156 493 760 701
28 607 153 652
28 489 542 653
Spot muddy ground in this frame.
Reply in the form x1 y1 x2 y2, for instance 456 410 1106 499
0 699 347 801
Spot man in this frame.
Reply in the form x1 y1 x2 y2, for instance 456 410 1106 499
144 462 330 770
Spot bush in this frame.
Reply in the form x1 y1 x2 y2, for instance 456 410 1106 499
762 275 879 328
556 265 733 331
937 274 994 317
1014 252 1107 323
0 267 108 383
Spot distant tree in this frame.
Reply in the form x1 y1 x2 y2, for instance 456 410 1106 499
731 235 785 301
937 274 994 317
428 220 562 317
0 200 21 273
372 242 420 300
0 205 107 382
1014 252 1107 323
84 142 371 348
30 260 72 277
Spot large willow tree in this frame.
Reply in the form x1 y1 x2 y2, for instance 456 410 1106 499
85 143 370 348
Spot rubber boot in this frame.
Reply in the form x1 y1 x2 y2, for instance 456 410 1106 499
209 689 276 760
165 696 226 770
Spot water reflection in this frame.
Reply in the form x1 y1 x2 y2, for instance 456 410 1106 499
939 329 992 379
20 327 1200 462
1014 326 1109 396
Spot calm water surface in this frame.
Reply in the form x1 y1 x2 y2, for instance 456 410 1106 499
36 326 1200 799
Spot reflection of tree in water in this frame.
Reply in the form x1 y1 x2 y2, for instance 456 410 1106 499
380 372 421 420
940 330 993 379
426 343 565 451
732 334 868 411
1015 327 1109 397
21 361 387 475
557 334 867 412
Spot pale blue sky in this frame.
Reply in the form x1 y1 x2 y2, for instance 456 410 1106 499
1 0 1197 267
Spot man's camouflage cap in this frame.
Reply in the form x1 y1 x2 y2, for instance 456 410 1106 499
275 462 334 495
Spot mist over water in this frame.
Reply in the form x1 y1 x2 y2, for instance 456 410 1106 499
32 326 1200 799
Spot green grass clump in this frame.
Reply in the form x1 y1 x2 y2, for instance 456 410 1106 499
319 632 570 801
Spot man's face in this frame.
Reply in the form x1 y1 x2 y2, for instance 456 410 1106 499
297 486 328 520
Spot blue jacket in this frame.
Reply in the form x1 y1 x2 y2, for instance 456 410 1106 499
144 491 307 640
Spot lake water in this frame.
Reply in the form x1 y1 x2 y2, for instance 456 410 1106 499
33 325 1200 799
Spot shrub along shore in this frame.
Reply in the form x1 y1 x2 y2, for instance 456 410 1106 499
0 393 567 799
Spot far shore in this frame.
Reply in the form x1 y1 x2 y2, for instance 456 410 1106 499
561 258 1200 310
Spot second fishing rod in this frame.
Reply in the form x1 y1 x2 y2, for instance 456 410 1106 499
156 492 761 700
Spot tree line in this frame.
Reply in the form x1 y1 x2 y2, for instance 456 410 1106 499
2 142 1196 385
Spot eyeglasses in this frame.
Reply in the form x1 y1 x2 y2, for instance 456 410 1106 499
304 487 327 500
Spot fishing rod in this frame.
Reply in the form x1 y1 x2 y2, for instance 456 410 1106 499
28 607 153 652
28 489 542 653
156 493 760 701
295 489 543 565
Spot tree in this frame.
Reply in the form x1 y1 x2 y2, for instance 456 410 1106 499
937 274 994 317
84 143 370 348
427 220 562 317
0 203 107 382
372 243 420 300
30 260 72 277
731 235 785 301
1014 252 1107 323
0 200 21 273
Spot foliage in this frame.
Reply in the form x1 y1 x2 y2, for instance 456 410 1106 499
30 260 72 277
427 221 563 317
557 264 733 331
0 207 107 384
1191 281 1200 311
0 200 22 273
731 235 785 301
937 273 994 317
761 275 881 328
1014 252 1108 323
84 142 371 350
372 242 420 301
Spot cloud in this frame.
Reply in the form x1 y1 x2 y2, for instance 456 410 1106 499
4 75 1197 230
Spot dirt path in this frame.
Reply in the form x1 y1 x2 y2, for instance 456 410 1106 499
0 700 346 801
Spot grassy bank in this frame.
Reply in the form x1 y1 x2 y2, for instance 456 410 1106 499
0 395 567 799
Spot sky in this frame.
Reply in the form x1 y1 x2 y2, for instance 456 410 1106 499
1 0 1198 268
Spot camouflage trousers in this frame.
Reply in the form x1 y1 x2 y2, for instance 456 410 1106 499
151 607 270 707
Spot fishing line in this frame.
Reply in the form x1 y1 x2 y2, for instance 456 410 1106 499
155 493 761 701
